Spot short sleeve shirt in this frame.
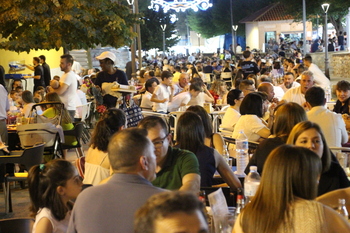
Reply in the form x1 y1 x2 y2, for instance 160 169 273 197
232 115 268 142
60 71 78 110
152 84 171 112
167 92 191 112
152 147 200 190
241 61 260 78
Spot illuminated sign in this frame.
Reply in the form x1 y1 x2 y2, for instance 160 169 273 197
149 0 213 13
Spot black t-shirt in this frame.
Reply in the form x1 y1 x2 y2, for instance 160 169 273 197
42 62 51 86
203 65 214 74
94 69 128 108
241 61 260 78
333 98 350 115
34 65 45 87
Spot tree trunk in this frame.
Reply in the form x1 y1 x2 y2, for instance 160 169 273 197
329 16 344 35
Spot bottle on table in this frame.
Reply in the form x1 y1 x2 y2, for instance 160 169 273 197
235 188 245 219
244 166 261 203
222 145 230 166
235 130 248 176
337 198 349 220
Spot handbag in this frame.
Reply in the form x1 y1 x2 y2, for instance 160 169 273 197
121 100 143 128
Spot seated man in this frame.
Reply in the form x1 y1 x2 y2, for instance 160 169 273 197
67 128 164 233
173 72 190 96
282 71 314 107
138 116 200 193
279 72 300 93
305 86 347 148
134 191 209 233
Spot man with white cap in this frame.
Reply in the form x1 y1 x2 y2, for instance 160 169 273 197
94 51 128 108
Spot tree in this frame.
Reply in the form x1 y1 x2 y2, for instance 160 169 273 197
186 0 273 38
139 7 180 51
272 0 348 34
0 0 140 53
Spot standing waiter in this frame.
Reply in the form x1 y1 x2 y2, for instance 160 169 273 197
26 57 45 93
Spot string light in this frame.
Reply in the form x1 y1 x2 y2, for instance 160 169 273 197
148 0 213 13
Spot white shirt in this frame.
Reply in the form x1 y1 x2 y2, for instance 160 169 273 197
60 70 78 111
308 63 330 89
139 91 153 109
307 106 347 148
0 85 9 120
221 107 240 130
279 82 300 93
232 115 268 142
282 86 306 107
32 207 70 233
152 84 171 113
187 92 212 107
167 92 191 112
273 86 285 101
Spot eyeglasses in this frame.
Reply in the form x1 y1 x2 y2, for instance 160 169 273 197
152 135 169 148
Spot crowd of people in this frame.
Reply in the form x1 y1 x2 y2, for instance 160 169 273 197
1 46 350 232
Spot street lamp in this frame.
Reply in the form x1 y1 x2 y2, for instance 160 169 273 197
161 24 167 58
196 33 201 52
322 3 330 79
127 0 136 79
232 25 238 54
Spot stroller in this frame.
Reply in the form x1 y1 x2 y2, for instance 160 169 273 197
17 102 64 160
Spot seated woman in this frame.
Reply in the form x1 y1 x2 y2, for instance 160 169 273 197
287 121 350 196
186 105 225 155
245 102 307 174
21 90 42 117
233 145 350 233
83 108 126 185
232 93 270 142
176 112 241 190
220 89 243 131
209 80 228 105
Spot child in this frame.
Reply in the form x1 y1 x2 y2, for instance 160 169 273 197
50 79 60 89
167 82 202 112
151 71 174 113
28 159 82 233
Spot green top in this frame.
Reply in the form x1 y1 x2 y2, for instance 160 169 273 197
42 107 77 145
152 146 200 190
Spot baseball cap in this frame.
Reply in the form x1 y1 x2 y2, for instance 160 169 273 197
96 51 116 63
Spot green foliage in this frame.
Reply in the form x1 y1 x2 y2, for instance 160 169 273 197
140 7 180 51
0 0 140 53
186 0 274 38
271 0 348 32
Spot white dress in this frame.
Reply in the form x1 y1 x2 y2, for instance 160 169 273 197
83 147 110 185
32 207 70 233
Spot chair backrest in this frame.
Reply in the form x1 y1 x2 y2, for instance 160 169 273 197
220 72 232 80
0 218 34 233
80 102 92 122
74 122 84 141
20 143 45 171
